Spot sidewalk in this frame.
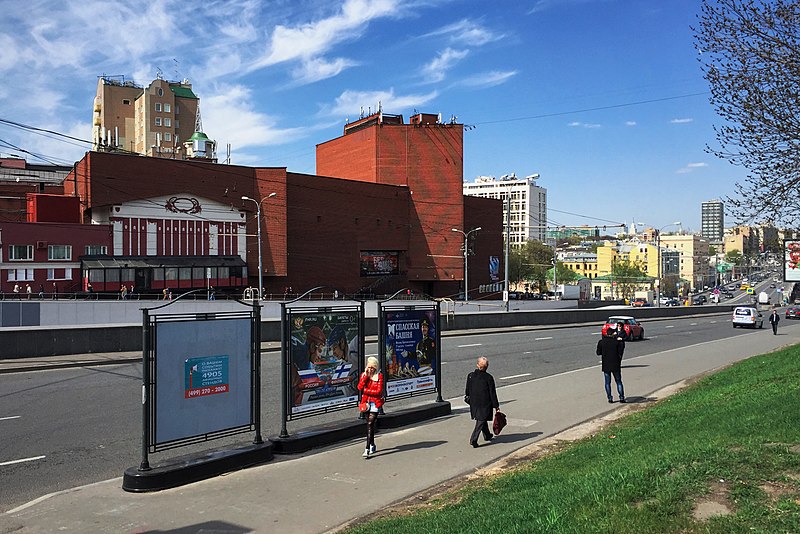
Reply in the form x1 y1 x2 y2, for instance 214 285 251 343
2 324 796 533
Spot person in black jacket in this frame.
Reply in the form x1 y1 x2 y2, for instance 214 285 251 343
597 327 626 403
769 309 780 335
464 357 500 447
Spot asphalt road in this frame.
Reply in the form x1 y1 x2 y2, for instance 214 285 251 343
3 309 789 512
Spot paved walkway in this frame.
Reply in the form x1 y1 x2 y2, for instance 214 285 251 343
2 323 797 534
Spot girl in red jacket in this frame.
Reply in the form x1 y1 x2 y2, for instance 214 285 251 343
358 356 384 458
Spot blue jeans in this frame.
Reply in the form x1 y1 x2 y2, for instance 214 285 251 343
604 371 624 400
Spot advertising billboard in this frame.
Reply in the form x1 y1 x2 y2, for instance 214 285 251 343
784 240 800 282
383 309 437 398
360 251 400 276
288 311 360 415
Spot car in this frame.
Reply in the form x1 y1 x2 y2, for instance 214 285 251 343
664 297 680 306
732 306 764 328
632 297 649 307
786 306 800 319
692 295 707 305
601 315 645 340
769 283 776 288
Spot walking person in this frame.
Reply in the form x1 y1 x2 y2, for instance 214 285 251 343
464 356 499 448
357 356 384 458
25 283 32 300
769 309 780 335
597 325 626 403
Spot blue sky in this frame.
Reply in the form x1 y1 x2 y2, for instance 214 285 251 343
0 0 736 233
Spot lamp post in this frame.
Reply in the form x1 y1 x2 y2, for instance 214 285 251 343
656 221 681 307
451 227 481 301
241 193 277 299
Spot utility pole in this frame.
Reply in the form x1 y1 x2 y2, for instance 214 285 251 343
504 194 510 312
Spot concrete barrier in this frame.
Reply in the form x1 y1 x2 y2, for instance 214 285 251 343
0 305 736 358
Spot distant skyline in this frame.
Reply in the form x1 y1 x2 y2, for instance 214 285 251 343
0 0 746 233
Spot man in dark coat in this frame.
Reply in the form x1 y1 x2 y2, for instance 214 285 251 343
769 309 780 335
596 326 626 403
464 357 500 447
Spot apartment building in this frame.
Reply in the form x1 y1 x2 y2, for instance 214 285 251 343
462 173 547 244
701 200 724 243
91 75 214 161
660 234 712 290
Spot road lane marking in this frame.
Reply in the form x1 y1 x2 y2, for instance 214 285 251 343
457 343 482 348
499 373 532 380
665 325 674 328
590 332 601 335
535 337 553 341
0 455 45 467
710 321 717 324
0 416 21 421
690 323 698 326
523 351 532 354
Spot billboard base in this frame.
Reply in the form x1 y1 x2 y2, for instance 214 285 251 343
271 400 451 454
122 442 273 492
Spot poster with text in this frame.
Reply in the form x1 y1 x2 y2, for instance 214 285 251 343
384 309 437 398
289 311 360 415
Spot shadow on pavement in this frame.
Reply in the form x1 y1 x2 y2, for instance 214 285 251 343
142 520 251 533
374 440 448 457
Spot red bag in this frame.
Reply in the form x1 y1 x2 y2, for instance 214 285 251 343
492 410 507 435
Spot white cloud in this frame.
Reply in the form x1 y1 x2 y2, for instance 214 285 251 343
568 121 601 129
459 70 518 88
422 48 469 82
202 84 310 149
324 88 439 118
291 57 359 85
670 118 694 124
676 162 708 174
423 19 503 46
625 121 637 126
249 0 402 70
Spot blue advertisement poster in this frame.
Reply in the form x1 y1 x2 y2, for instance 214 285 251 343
384 309 437 397
289 311 360 415
184 355 230 398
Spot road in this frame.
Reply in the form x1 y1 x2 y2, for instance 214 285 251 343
2 309 787 512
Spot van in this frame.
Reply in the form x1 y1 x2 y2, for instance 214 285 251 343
732 306 763 329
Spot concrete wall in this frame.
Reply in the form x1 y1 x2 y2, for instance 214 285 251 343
0 304 736 358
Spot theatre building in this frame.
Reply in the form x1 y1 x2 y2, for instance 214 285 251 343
14 111 502 298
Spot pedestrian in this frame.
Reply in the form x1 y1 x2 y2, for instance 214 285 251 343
464 356 499 448
120 285 127 300
13 283 20 299
25 283 32 300
52 282 58 300
597 324 626 403
769 309 780 335
208 286 216 301
162 288 168 300
38 284 44 299
357 356 384 458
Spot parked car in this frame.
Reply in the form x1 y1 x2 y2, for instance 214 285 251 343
692 295 707 305
664 297 680 306
786 306 800 319
632 297 649 307
732 306 764 329
601 316 645 340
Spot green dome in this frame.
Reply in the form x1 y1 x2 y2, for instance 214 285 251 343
188 131 209 141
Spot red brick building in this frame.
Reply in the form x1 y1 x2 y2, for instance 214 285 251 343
2 111 502 298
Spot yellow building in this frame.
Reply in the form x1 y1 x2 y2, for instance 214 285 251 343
596 241 660 277
560 252 599 278
660 234 712 290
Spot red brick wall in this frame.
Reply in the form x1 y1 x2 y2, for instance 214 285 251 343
281 172 410 294
316 128 377 183
464 195 504 295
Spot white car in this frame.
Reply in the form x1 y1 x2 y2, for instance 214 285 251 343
732 306 764 329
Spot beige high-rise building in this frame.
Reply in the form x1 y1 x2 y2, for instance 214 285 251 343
660 234 712 290
91 75 215 161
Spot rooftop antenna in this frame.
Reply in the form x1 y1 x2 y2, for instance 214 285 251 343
173 58 181 81
156 67 163 80
195 105 203 133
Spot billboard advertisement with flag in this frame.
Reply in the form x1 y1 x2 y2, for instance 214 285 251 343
289 311 360 415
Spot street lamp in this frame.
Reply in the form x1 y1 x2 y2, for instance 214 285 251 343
241 193 277 299
656 222 681 307
452 227 481 301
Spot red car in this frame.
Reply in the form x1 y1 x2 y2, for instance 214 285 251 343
601 316 645 341
786 306 800 319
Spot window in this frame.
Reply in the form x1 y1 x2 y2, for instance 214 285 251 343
48 245 72 261
47 268 73 281
164 117 171 127
9 245 33 261
7 268 34 281
155 103 162 112
157 88 164 96
175 104 179 114
164 103 171 113
155 117 162 126
85 245 107 255
123 99 131 105
175 119 180 128
164 132 171 142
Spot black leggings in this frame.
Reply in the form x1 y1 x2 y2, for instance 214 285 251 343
366 412 378 448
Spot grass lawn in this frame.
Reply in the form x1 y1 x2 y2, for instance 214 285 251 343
344 345 800 533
